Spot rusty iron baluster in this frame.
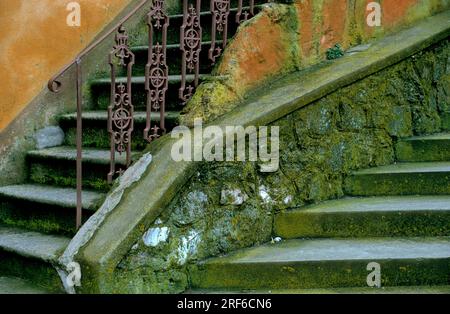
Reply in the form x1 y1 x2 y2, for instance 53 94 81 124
75 59 83 229
107 26 135 184
236 0 255 24
145 0 169 143
48 0 152 230
180 0 202 105
209 0 230 64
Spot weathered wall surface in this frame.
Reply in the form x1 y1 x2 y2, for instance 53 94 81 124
110 39 450 293
181 0 450 126
0 0 134 132
0 0 163 187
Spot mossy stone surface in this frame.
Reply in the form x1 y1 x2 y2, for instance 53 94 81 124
344 162 450 196
0 250 64 293
395 133 450 162
275 196 450 238
109 39 450 293
189 238 450 290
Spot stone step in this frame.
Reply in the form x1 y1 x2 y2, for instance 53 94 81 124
395 133 450 162
129 41 218 76
275 196 450 239
0 185 104 235
59 111 180 150
0 276 54 294
190 237 450 290
0 226 69 293
27 146 138 192
91 74 216 110
344 162 450 196
187 285 450 294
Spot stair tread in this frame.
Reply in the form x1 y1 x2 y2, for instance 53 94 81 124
188 285 450 294
0 226 70 262
351 162 450 175
399 133 450 141
92 74 213 85
0 184 104 211
203 237 450 264
27 146 137 165
290 196 450 214
60 110 179 123
0 276 53 294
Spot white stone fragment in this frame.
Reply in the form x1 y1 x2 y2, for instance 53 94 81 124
177 230 201 265
220 189 248 205
142 227 170 247
35 126 64 149
259 185 272 204
271 237 282 244
283 195 293 205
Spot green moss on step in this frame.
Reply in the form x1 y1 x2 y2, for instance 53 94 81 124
0 251 64 293
344 171 450 196
29 162 111 192
275 210 450 239
189 258 450 290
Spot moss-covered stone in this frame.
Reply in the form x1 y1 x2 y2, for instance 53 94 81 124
396 134 450 162
189 238 450 290
28 161 111 192
275 196 450 238
0 250 64 293
344 163 450 196
109 38 450 293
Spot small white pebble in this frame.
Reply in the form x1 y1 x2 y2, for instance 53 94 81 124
271 237 282 244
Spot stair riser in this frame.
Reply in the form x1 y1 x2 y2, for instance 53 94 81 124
91 77 210 111
28 159 114 192
190 258 450 290
126 43 215 77
344 172 450 196
0 250 64 293
275 211 450 239
396 140 450 162
0 200 90 236
60 116 179 150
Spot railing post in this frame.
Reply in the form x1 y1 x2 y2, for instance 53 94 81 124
180 0 203 105
75 58 83 230
107 25 135 184
209 0 230 64
145 0 169 143
236 0 255 24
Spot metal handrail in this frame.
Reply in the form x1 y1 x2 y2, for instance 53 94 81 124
48 0 149 93
47 0 259 230
47 0 150 229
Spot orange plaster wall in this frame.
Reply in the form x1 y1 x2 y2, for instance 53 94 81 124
0 0 133 132
294 0 449 64
381 0 419 27
217 12 290 94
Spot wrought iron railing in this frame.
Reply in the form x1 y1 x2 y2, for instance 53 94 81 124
48 0 260 229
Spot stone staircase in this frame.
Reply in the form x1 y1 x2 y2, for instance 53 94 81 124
0 1 448 294
189 132 450 293
0 2 265 293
